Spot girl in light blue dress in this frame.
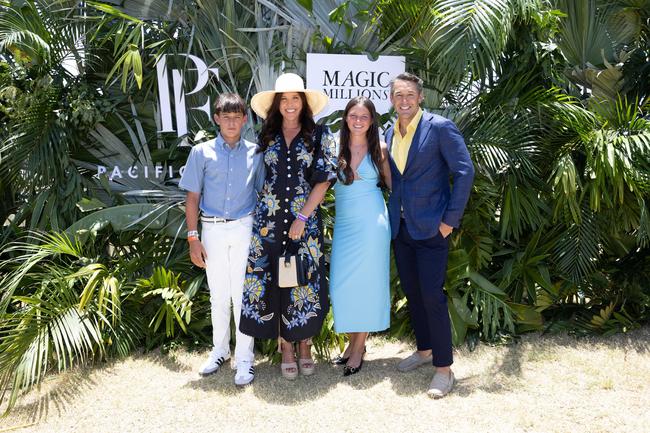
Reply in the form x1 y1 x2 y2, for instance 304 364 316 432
330 97 392 376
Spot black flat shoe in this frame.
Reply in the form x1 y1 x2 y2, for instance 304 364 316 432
334 346 366 366
343 359 364 376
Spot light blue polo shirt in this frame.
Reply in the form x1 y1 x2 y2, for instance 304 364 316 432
179 134 264 219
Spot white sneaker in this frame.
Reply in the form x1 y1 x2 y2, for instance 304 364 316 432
234 360 255 387
198 353 229 376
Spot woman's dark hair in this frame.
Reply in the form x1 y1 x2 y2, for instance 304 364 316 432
257 92 316 153
337 96 386 188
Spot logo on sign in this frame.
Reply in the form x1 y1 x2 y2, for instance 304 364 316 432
306 54 405 118
156 54 219 137
96 54 217 181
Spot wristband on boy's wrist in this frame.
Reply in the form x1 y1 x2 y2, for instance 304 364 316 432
297 212 308 222
187 230 199 242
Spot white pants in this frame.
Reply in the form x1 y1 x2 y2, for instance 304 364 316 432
202 215 254 363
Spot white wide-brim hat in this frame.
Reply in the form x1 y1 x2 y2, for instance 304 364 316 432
250 73 329 119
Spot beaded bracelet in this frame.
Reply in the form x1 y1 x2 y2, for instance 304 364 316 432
297 212 308 222
187 236 200 242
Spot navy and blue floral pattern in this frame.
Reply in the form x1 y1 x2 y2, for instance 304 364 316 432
239 127 337 341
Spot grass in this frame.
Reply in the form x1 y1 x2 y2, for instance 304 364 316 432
2 325 649 433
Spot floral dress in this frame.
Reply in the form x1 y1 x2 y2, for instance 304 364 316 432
239 126 337 341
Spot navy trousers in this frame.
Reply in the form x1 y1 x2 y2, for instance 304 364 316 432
393 219 453 367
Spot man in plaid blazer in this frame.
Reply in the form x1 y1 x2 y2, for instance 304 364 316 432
385 72 474 398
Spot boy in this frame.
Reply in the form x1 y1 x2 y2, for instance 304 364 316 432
179 93 264 386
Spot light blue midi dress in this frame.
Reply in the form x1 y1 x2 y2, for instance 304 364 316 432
330 154 391 332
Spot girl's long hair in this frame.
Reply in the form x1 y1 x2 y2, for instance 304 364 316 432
257 92 316 153
337 96 386 188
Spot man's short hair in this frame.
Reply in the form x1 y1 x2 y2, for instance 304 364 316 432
214 93 247 115
390 72 424 95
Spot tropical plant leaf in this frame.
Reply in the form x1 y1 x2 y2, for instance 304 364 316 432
66 203 185 239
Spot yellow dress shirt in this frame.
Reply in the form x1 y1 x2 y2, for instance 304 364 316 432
391 108 423 173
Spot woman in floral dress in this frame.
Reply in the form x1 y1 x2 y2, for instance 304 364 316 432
239 73 337 379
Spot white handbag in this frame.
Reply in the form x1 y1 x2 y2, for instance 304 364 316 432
277 253 307 288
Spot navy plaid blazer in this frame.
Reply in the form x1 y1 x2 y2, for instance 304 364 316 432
385 111 475 240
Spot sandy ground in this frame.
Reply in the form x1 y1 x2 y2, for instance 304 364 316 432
2 326 649 433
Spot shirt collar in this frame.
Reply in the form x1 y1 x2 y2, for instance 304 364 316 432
216 134 242 151
406 108 423 132
396 108 423 138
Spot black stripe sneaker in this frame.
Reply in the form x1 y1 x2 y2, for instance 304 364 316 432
198 353 229 376
235 360 255 387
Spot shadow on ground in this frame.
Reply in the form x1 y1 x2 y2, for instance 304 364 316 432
3 365 100 422
5 324 649 421
182 355 428 404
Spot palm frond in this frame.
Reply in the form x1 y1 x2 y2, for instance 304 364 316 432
550 152 582 224
553 203 601 282
467 271 517 340
0 232 85 314
65 202 185 239
468 108 542 181
0 85 64 185
555 0 614 67
0 1 51 62
0 272 103 414
404 0 517 93
137 267 192 337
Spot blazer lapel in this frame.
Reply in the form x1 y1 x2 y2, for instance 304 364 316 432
402 114 432 174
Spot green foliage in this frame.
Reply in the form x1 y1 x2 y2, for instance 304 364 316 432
0 229 208 414
138 267 193 337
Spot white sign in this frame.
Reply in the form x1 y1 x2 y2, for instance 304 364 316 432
156 54 219 138
306 53 405 119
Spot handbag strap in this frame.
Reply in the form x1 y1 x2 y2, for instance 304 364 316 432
280 239 317 266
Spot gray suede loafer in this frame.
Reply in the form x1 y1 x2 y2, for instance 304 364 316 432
427 370 455 399
397 351 433 372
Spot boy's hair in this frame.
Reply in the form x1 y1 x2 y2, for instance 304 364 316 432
389 72 423 95
214 93 247 115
